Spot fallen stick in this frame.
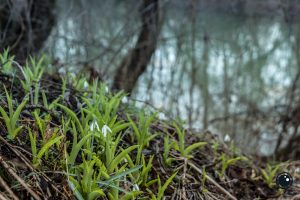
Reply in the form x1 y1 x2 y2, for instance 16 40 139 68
0 192 9 200
188 161 237 200
0 175 19 200
0 155 41 200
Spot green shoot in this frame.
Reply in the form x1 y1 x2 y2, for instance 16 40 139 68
261 164 281 188
0 88 28 140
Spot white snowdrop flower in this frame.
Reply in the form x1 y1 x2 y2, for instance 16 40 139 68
121 96 128 103
102 124 112 137
132 184 139 191
83 81 89 89
224 134 231 142
105 85 109 93
90 120 100 132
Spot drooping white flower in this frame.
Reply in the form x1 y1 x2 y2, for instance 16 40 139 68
83 81 89 89
90 120 100 132
224 134 231 142
132 184 139 191
101 124 112 137
121 96 128 103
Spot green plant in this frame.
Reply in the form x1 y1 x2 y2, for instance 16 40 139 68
173 123 207 158
163 136 176 166
261 164 281 188
218 153 248 178
127 112 158 164
146 172 177 200
98 164 143 200
69 125 93 165
201 166 208 193
20 56 45 93
68 158 106 200
69 156 143 200
56 84 142 199
212 141 219 153
0 48 14 74
138 155 154 186
0 88 28 140
28 127 64 167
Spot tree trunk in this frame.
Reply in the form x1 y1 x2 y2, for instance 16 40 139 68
202 36 210 130
0 0 56 63
112 0 160 93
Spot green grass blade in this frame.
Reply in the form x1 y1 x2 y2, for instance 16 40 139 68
37 135 64 159
184 142 207 156
109 145 139 171
157 172 177 200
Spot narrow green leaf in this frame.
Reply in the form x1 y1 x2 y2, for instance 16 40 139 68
109 145 139 171
184 142 207 156
157 172 177 200
37 135 63 160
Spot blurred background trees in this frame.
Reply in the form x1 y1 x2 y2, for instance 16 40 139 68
0 0 56 63
1 0 300 161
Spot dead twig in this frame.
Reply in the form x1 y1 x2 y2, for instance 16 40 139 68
188 161 237 200
0 176 19 200
0 192 9 200
0 155 41 200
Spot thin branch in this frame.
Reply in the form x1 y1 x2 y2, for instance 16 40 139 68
0 156 41 200
188 161 237 200
0 192 9 200
0 176 19 200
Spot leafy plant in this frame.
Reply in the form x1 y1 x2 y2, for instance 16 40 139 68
201 166 208 193
127 112 158 164
20 56 45 94
69 156 143 200
261 164 281 188
146 172 177 200
28 127 64 167
163 136 176 166
0 48 14 74
0 88 28 140
173 123 207 158
67 121 94 165
68 158 106 200
218 153 248 178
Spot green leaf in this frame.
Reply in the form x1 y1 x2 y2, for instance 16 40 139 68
88 189 105 200
68 133 93 165
111 123 130 135
157 172 177 200
121 191 143 200
105 165 142 184
68 180 85 200
56 103 84 135
37 135 63 160
184 142 207 156
12 126 23 138
109 145 139 172
28 128 37 159
127 115 140 141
